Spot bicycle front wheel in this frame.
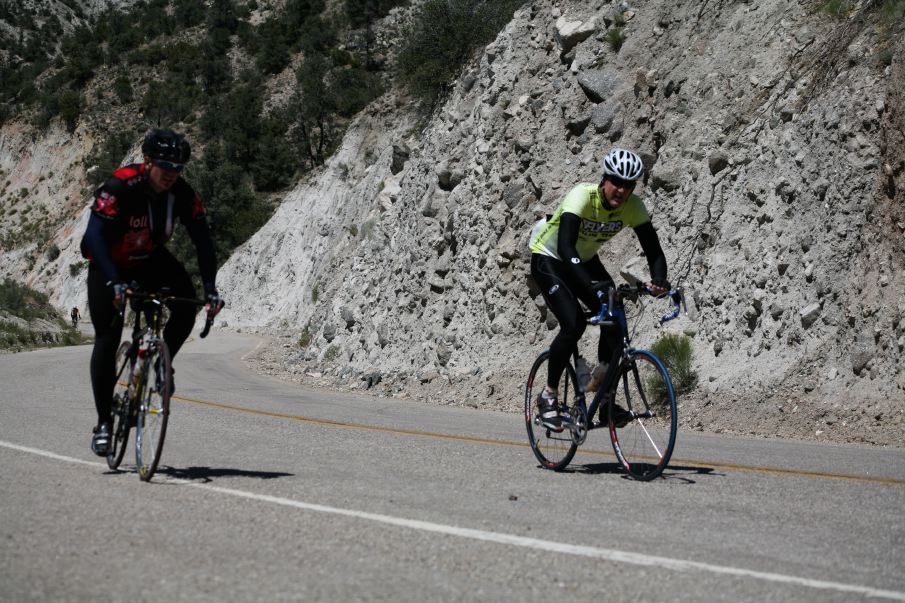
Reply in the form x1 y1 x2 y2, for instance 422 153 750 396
524 351 579 471
136 340 171 481
107 342 133 470
609 350 677 480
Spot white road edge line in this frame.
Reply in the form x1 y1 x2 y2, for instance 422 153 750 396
4 439 904 602
240 337 266 361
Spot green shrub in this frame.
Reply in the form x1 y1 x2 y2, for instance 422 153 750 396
85 131 133 186
142 75 198 126
127 44 166 65
397 0 526 105
877 47 894 66
0 321 34 350
61 329 87 346
0 318 87 351
58 89 81 131
648 332 698 395
298 322 313 347
820 0 856 17
344 0 405 28
69 261 88 277
360 217 377 239
605 27 626 52
880 0 905 26
113 75 133 102
323 344 340 361
0 278 54 321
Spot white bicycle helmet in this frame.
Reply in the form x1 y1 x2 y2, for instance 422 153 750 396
602 148 644 181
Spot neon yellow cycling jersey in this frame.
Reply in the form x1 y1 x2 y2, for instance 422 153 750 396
529 183 651 261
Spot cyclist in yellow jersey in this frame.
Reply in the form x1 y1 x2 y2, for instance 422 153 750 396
528 148 670 429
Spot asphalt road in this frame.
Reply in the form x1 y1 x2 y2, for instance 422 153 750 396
2 331 904 602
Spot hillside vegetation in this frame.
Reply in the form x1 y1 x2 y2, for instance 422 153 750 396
0 0 529 285
1 0 401 275
0 278 83 350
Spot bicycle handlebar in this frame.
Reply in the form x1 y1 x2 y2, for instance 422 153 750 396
120 287 224 339
586 283 683 326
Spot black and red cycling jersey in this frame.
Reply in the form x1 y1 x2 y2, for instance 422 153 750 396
79 163 217 294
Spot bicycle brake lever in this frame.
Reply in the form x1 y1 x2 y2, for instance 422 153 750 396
199 318 213 339
659 290 682 324
199 300 224 339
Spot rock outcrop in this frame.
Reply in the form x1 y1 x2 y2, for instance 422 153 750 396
221 1 905 444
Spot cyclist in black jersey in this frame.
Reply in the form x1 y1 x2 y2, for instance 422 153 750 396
528 148 670 429
80 128 222 456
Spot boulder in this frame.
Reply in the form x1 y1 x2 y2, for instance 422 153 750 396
577 69 622 103
554 16 597 54
650 169 682 192
591 103 616 133
708 152 729 175
391 143 410 175
799 302 821 329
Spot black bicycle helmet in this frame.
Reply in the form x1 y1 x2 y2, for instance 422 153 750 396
141 128 191 164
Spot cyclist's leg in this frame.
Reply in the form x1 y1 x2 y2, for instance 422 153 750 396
88 266 124 425
531 254 586 391
143 249 197 359
577 257 628 421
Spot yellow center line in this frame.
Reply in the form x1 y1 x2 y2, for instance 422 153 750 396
172 394 905 488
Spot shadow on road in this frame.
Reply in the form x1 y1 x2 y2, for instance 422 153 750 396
560 462 721 483
158 465 294 483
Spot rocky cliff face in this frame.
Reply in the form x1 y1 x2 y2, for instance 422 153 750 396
221 0 905 445
2 1 903 445
0 122 96 312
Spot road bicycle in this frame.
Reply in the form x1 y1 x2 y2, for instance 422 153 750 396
525 283 684 480
106 287 222 481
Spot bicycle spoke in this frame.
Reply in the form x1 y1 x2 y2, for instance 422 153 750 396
636 418 664 460
136 341 171 482
609 350 677 480
107 342 134 470
524 352 579 471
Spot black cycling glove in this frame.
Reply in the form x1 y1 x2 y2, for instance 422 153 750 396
205 291 224 311
650 277 671 290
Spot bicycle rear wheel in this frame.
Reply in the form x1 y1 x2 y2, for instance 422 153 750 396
608 350 677 480
107 342 133 470
524 351 579 471
136 340 171 481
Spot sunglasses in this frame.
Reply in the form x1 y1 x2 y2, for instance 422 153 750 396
606 176 636 189
153 160 185 173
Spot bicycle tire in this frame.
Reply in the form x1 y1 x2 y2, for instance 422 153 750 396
107 342 133 470
608 350 677 480
136 340 171 482
524 350 579 471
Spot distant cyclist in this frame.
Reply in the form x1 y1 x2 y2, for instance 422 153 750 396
528 148 670 429
70 306 81 328
79 128 222 456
